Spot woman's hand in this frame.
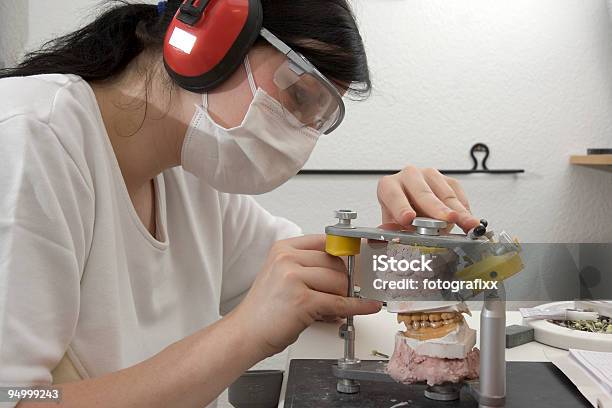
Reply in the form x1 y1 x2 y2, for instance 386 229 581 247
232 235 382 358
377 166 480 232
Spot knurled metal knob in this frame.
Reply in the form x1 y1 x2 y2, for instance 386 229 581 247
335 210 357 220
412 217 448 236
334 210 357 228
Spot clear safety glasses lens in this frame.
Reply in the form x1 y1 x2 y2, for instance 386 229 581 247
272 60 342 134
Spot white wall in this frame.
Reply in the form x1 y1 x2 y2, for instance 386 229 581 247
0 1 28 67
24 0 110 51
14 0 612 243
257 0 612 244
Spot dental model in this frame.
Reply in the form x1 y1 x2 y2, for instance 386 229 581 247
381 241 480 386
386 304 480 386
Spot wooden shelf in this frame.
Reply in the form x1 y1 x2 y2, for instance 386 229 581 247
570 154 612 166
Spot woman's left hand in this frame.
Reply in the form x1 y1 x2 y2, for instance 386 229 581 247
377 166 480 232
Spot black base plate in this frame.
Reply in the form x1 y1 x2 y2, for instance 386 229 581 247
284 359 590 408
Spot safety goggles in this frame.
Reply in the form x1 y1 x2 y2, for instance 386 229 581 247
259 28 346 135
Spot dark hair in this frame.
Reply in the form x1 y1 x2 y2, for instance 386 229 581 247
0 0 371 99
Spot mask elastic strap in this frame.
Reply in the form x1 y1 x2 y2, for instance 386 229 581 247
244 55 257 96
201 56 254 110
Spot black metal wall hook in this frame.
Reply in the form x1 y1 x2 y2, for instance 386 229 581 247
298 143 525 176
442 143 524 175
471 143 491 171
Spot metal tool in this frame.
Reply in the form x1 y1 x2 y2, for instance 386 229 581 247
324 210 523 407
327 210 361 394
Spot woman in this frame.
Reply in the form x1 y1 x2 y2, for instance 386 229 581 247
0 1 478 407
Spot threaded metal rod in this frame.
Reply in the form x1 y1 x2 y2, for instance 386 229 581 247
345 255 356 361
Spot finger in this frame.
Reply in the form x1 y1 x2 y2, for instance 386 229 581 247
316 315 344 323
445 176 471 211
293 250 346 272
381 205 395 225
298 267 348 296
283 234 327 251
398 166 459 223
422 169 478 229
377 223 404 231
377 175 417 227
314 293 382 318
445 176 480 231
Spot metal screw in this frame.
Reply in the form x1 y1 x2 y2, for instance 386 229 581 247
337 378 360 394
473 225 487 237
334 210 357 229
412 217 448 236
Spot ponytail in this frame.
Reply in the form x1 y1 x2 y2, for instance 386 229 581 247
0 1 181 81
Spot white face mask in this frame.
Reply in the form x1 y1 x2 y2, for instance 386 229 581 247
181 56 321 195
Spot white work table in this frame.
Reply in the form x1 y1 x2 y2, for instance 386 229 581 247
277 310 566 407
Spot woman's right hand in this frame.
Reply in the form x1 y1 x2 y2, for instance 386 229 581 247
232 235 382 358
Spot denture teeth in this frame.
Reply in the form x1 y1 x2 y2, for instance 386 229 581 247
398 310 465 335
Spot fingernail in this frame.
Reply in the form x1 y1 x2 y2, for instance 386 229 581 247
444 209 458 221
459 212 474 223
466 215 480 226
400 210 416 224
401 209 416 218
462 217 481 232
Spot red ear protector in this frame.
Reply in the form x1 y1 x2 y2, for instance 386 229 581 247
163 0 263 93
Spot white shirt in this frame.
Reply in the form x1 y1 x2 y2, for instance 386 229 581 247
0 74 301 407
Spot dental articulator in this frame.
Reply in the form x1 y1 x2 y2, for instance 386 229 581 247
324 210 524 408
